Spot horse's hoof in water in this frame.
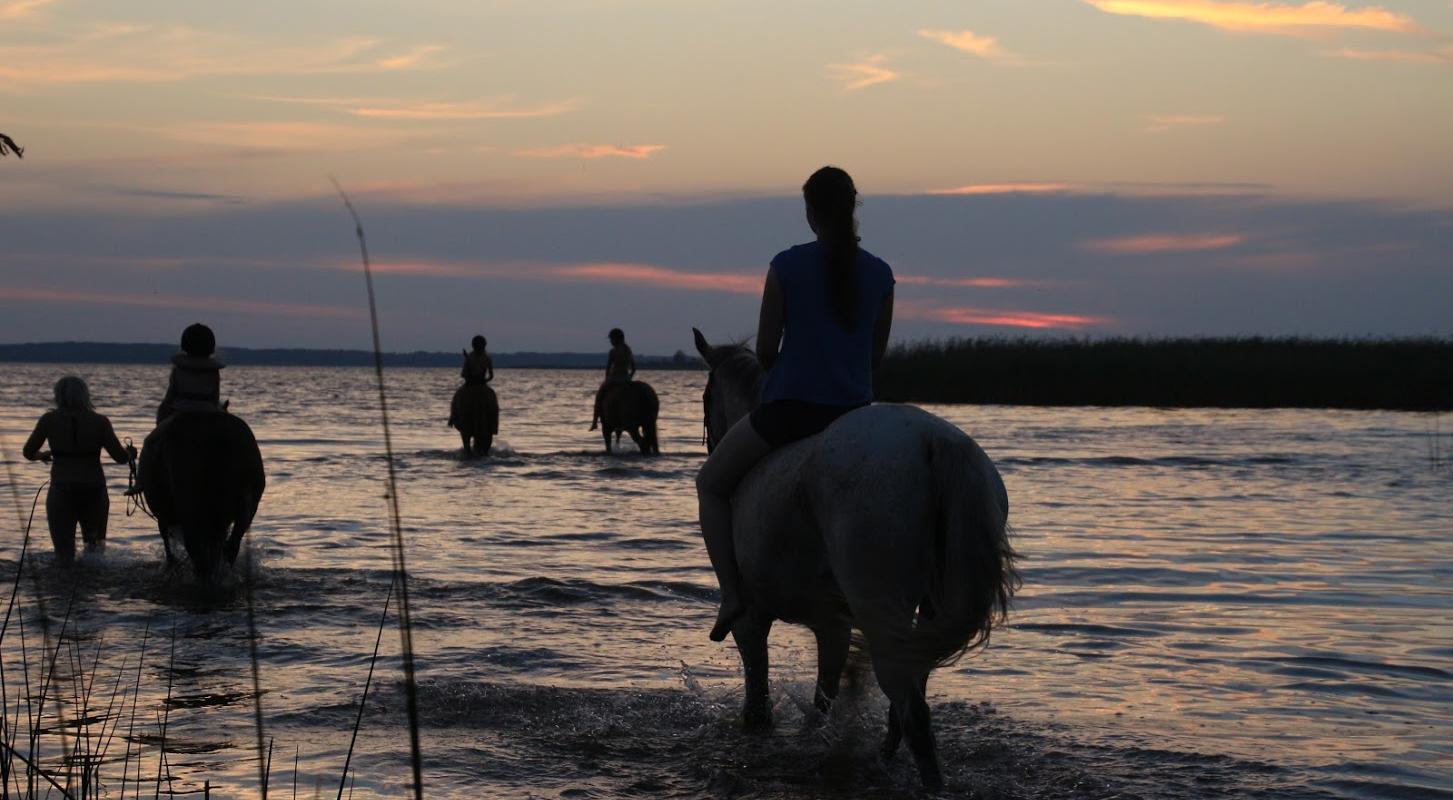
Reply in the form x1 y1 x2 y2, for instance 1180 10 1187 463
742 703 772 731
812 685 838 715
880 734 901 760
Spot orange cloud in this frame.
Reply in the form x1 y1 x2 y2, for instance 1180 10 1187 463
1081 0 1419 34
918 29 1020 62
0 287 360 318
0 0 52 19
254 95 578 121
827 54 901 91
1146 113 1225 133
1327 46 1453 64
376 44 447 70
1081 233 1246 254
927 182 1076 196
900 301 1108 329
162 121 417 151
0 25 441 90
514 143 667 160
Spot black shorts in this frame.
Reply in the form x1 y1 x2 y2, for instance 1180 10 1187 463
749 400 863 448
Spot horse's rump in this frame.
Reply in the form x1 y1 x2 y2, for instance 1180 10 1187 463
452 384 499 435
601 381 659 453
733 404 1014 664
140 412 265 571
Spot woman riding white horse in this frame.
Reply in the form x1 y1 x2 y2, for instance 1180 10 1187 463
696 165 895 642
693 166 1017 788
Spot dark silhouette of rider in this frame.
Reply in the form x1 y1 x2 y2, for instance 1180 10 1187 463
696 166 895 641
590 328 636 430
157 323 225 423
23 376 135 564
462 335 494 386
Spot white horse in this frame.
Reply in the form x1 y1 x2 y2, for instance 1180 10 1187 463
693 328 1017 788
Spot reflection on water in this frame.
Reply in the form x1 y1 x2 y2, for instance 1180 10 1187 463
1 365 1449 798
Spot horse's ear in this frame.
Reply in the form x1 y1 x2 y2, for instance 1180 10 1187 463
692 328 712 362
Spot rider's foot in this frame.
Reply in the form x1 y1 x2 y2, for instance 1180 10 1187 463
709 598 746 642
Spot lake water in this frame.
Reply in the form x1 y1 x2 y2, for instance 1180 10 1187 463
1 364 1449 799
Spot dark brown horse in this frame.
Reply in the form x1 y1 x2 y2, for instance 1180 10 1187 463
450 384 499 458
598 381 660 454
139 412 265 580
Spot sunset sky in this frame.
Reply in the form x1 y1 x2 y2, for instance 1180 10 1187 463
2 0 1450 352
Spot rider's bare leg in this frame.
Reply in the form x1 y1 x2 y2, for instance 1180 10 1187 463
696 416 772 641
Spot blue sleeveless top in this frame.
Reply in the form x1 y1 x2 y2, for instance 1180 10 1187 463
760 241 895 406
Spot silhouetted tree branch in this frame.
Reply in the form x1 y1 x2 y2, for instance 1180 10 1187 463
0 132 23 158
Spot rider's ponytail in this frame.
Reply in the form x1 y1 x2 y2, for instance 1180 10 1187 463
803 166 860 330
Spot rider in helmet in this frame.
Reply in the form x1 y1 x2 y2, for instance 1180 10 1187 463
157 323 225 423
590 328 636 430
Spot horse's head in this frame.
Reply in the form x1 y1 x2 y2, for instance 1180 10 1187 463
693 328 765 452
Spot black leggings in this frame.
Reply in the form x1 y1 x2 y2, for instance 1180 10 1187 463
46 482 108 562
748 400 863 448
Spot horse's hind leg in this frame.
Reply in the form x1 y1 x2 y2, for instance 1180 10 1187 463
601 428 613 453
625 426 647 454
733 614 774 729
811 623 852 713
459 431 471 458
873 657 942 789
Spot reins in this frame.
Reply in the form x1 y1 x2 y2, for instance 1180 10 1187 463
123 437 156 520
701 373 716 451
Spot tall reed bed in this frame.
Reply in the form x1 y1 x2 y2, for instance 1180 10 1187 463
875 337 1453 410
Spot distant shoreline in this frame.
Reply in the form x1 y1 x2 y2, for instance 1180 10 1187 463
875 337 1453 412
5 338 1451 411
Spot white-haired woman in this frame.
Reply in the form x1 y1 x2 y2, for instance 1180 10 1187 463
23 376 134 563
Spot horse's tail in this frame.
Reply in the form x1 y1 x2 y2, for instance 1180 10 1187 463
915 433 1019 668
643 386 660 454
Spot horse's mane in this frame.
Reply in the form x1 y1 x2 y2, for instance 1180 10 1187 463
709 343 765 396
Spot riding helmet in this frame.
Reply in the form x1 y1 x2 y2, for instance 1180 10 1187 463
181 323 216 357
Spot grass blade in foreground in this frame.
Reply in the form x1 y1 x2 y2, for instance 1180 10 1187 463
331 178 424 799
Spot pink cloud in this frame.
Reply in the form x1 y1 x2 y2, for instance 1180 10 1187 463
927 182 1076 196
514 143 666 160
900 300 1108 329
0 286 359 318
551 263 760 293
1081 233 1246 254
897 275 1033 288
354 259 761 293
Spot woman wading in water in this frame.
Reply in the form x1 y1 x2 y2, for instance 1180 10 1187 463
696 166 895 640
23 376 135 564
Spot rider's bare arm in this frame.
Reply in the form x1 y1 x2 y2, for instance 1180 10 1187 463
102 418 130 464
872 287 894 370
755 268 785 370
626 350 636 379
485 356 495 383
22 414 48 462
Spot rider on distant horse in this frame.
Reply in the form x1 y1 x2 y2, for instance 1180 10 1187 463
462 335 494 386
589 328 636 431
696 166 895 641
157 323 225 423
